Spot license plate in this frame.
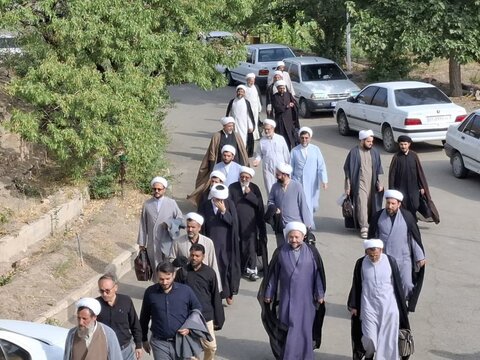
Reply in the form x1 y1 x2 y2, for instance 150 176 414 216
330 101 337 107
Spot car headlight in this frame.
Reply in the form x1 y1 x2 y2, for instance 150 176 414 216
311 93 328 100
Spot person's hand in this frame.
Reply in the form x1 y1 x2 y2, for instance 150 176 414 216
322 183 328 190
377 185 384 192
289 102 294 108
178 328 190 336
161 222 168 230
264 297 271 303
214 199 226 213
417 259 426 268
135 348 143 359
275 208 281 214
345 189 350 196
142 341 151 354
139 245 146 250
248 128 253 133
252 159 260 167
420 188 425 196
244 186 250 194
350 308 357 316
317 297 325 304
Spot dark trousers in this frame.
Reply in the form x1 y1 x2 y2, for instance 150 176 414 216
240 233 257 271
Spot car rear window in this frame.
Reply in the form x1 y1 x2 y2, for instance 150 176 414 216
258 48 295 62
301 63 347 81
394 87 451 106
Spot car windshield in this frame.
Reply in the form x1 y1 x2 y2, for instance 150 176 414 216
258 48 294 62
394 87 452 106
301 63 347 81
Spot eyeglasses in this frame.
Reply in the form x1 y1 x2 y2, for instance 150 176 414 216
98 286 115 294
152 188 165 192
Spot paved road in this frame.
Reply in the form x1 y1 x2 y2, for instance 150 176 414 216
117 84 480 360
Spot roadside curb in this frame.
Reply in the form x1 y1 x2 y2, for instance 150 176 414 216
33 247 137 324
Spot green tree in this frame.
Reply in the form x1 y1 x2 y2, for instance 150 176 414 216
348 0 480 95
0 0 250 190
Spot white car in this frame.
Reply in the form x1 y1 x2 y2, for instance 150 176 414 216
334 81 467 152
225 43 295 90
283 56 360 117
444 110 480 178
0 319 68 359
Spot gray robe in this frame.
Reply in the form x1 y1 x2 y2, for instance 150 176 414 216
63 322 122 360
137 196 183 272
375 209 425 299
264 243 325 360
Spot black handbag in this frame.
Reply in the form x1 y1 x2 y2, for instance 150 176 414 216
342 196 354 219
416 194 433 222
398 328 415 356
134 249 152 281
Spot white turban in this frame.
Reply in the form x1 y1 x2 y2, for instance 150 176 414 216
221 144 236 156
283 221 307 238
151 176 168 189
384 189 404 202
209 170 226 182
275 80 286 88
76 297 101 316
185 212 204 226
220 116 235 125
240 166 255 177
263 119 276 128
276 162 292 175
236 84 247 91
246 73 255 79
273 70 283 76
298 126 313 137
208 183 229 200
359 129 374 140
276 61 285 67
363 239 384 249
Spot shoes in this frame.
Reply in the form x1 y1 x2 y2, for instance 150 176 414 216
360 227 368 239
226 297 234 305
243 273 259 281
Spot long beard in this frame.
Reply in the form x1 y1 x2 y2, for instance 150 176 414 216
77 322 95 339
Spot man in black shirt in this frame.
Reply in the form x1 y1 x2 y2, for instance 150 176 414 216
175 244 225 360
96 273 143 360
140 261 202 360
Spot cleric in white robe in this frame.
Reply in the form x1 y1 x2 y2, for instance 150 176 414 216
291 127 328 230
212 145 243 187
253 119 290 195
137 177 183 276
348 239 410 360
226 85 255 156
244 73 263 140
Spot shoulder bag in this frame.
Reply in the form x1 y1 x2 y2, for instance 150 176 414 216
398 328 415 357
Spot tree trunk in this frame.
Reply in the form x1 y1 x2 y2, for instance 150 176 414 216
449 56 462 97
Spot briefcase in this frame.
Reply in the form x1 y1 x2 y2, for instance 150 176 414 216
134 249 152 281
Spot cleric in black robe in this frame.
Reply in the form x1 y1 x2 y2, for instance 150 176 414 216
228 166 267 280
198 183 241 304
348 246 410 360
388 135 439 223
271 80 300 150
368 201 425 313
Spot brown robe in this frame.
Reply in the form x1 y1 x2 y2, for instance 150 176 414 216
72 325 108 360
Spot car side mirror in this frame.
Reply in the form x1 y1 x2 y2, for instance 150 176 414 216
347 96 355 103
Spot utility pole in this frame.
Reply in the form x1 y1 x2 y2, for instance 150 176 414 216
346 10 352 72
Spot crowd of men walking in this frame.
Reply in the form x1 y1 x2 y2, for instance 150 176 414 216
63 70 439 360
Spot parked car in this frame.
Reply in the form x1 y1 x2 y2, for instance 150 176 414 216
0 319 68 360
444 109 480 178
225 43 296 90
334 81 467 152
283 56 360 117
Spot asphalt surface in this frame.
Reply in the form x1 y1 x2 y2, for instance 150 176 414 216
117 84 480 360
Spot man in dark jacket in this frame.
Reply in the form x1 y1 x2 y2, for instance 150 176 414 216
175 244 225 360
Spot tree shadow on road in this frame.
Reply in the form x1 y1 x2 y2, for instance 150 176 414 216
215 335 351 360
430 350 480 360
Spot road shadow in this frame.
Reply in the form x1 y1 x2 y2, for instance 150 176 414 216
430 350 480 360
117 281 149 300
325 302 350 321
315 216 359 237
168 84 232 106
215 336 351 360
176 131 214 139
167 151 204 162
